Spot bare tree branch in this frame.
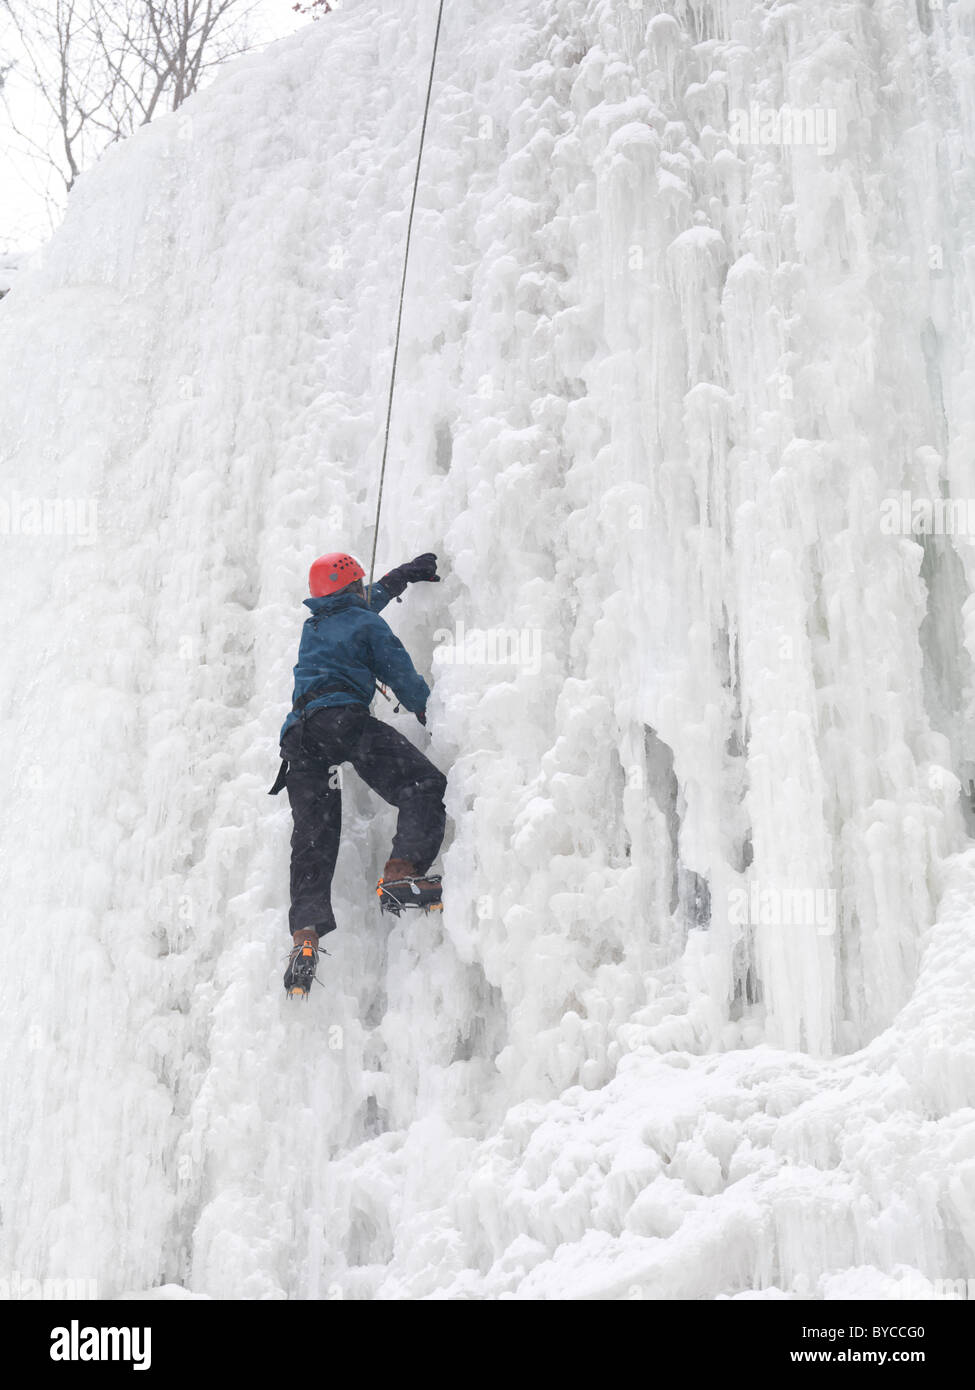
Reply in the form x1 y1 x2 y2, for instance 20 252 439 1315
0 0 261 218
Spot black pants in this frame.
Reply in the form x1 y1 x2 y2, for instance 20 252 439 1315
280 703 447 937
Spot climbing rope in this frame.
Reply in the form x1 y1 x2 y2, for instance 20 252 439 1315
366 0 446 604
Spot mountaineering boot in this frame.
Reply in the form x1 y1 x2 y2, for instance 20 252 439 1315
284 928 320 998
377 857 443 915
382 857 420 881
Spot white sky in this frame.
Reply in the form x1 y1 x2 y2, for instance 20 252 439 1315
0 1 306 256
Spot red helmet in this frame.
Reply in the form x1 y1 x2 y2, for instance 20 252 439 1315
309 552 365 597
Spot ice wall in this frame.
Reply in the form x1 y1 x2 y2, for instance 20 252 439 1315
1 0 974 1299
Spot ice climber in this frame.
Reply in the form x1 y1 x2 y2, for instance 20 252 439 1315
270 551 447 995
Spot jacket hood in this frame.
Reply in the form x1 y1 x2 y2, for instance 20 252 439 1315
303 591 367 617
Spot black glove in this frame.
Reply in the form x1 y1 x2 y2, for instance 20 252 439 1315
416 709 427 727
380 553 440 598
402 553 440 583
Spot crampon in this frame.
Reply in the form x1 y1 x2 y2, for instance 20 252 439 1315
284 936 320 998
377 873 443 916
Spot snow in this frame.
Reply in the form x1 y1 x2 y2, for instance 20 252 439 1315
0 256 19 297
1 0 975 1300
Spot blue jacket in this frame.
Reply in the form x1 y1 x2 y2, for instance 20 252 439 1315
279 582 431 741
